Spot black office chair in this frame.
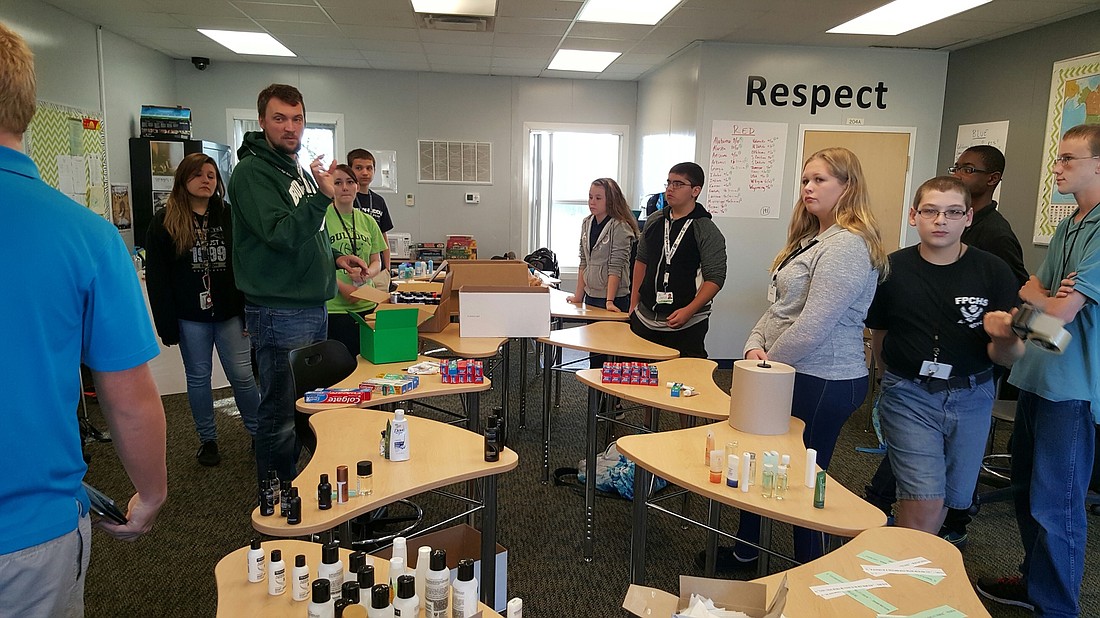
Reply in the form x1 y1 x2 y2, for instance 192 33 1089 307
288 340 358 455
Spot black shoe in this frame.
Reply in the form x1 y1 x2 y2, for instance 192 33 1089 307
197 440 221 466
694 546 758 573
975 575 1033 610
939 528 968 549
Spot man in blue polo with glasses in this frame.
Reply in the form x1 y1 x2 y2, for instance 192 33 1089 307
866 175 1022 536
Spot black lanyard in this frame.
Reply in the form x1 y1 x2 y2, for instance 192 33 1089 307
335 208 358 256
773 239 818 281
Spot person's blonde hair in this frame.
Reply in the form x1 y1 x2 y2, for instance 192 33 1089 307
163 153 224 255
0 22 37 135
591 178 640 236
772 147 889 279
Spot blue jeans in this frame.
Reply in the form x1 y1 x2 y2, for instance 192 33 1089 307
735 372 868 563
245 305 328 486
1012 391 1094 617
177 316 260 442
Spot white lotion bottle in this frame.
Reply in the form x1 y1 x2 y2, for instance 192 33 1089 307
308 579 335 618
388 556 405 602
367 584 393 618
507 597 523 618
451 558 479 618
392 574 419 617
268 549 286 596
292 554 311 601
414 545 431 608
424 549 450 618
389 409 410 461
247 538 265 583
317 541 345 594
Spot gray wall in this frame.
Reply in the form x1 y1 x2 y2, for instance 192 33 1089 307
637 42 949 358
938 9 1100 274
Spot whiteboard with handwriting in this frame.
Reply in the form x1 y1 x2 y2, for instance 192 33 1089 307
705 120 788 218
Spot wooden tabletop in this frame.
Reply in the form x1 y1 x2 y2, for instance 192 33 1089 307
615 420 887 536
420 323 507 358
549 287 630 321
753 526 990 617
252 408 518 536
575 358 729 421
295 355 491 414
215 539 494 617
535 321 680 359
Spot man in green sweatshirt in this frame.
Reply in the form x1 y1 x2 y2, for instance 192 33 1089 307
229 83 367 487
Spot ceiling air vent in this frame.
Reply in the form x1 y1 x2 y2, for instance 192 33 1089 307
419 14 494 32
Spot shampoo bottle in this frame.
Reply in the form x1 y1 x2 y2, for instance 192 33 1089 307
451 558 479 618
424 549 450 618
388 556 405 602
308 579 335 618
389 409 410 461
318 474 333 510
507 597 523 618
357 565 375 607
287 487 302 525
414 545 431 607
368 584 393 618
318 541 345 593
292 554 311 601
268 549 286 596
392 574 419 617
247 538 265 583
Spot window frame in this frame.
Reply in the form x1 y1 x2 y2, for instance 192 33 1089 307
225 108 345 167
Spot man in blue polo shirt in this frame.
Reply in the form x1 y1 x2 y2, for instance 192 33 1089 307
0 22 167 617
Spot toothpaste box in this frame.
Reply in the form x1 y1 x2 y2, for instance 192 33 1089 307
303 387 373 405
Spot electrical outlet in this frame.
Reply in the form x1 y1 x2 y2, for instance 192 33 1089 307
405 193 414 206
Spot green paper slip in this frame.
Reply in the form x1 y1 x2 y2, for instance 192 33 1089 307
814 570 899 615
857 549 945 585
907 604 967 618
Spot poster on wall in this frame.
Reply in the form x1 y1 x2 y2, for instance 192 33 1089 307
705 120 788 218
24 100 109 220
954 120 1009 202
1033 51 1100 245
111 184 132 230
150 140 183 192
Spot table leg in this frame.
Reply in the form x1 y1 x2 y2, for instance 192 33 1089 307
481 474 498 608
466 390 481 434
629 465 651 584
519 337 528 428
705 500 720 577
584 386 599 562
757 517 773 577
500 340 511 445
541 342 554 484
554 344 562 407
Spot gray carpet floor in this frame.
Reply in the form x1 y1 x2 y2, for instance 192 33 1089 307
80 342 1099 616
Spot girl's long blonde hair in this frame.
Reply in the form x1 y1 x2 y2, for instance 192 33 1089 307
162 153 224 256
591 178 641 237
772 147 889 279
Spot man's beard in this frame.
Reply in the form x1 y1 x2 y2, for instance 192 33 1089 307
266 133 301 155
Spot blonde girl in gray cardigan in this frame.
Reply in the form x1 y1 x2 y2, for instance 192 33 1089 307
567 178 641 312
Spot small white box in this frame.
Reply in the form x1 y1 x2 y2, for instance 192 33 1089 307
386 232 412 259
459 286 550 338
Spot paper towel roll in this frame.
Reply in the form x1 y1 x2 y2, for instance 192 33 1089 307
728 359 795 435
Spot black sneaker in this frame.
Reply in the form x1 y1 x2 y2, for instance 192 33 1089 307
694 546 758 573
975 575 1033 610
940 528 968 549
196 440 221 466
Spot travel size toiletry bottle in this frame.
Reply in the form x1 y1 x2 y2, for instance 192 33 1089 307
356 564 375 607
392 574 418 617
704 431 714 466
740 451 752 493
452 558 479 618
424 549 450 618
805 448 818 487
814 470 827 508
484 415 500 462
337 465 350 504
348 551 368 584
342 581 362 605
761 462 776 498
368 584 393 618
318 473 333 510
293 554 310 601
389 409 410 461
247 538 265 582
747 452 757 486
388 556 405 602
334 598 351 618
775 464 789 500
287 487 302 525
268 469 281 507
726 454 740 488
414 545 431 607
280 479 292 517
506 597 523 618
309 579 335 618
318 541 345 592
357 460 373 497
268 549 286 596
708 449 723 483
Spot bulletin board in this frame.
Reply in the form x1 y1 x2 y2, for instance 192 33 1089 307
705 120 788 218
24 100 110 221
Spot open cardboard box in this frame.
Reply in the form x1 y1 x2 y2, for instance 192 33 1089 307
623 575 787 618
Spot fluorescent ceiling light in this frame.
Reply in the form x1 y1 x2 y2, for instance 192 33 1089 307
547 49 621 72
411 0 497 17
198 29 295 56
828 0 991 36
577 0 680 25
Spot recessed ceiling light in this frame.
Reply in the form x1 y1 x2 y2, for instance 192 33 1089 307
577 0 680 26
198 29 295 56
828 0 992 36
411 0 497 17
547 49 621 72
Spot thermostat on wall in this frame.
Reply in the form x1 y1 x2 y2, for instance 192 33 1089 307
464 192 480 204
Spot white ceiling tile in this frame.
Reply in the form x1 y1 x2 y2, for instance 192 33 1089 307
490 66 542 77
257 21 340 37
498 0 581 19
422 43 492 56
352 40 425 53
489 56 547 68
363 50 431 64
494 17 571 36
491 33 561 48
169 15 258 30
417 30 495 45
305 57 372 68
560 37 633 53
97 12 188 28
279 34 360 50
234 2 332 22
370 60 432 71
491 45 555 60
339 26 421 41
156 0 244 17
426 55 491 68
293 47 365 60
325 3 418 27
566 22 654 40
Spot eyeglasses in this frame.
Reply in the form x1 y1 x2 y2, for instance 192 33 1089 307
916 207 969 220
947 164 993 175
664 180 694 190
1052 154 1100 166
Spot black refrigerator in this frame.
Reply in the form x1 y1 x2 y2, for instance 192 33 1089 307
129 137 233 247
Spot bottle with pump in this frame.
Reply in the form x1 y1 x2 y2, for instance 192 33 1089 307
414 545 431 607
247 538 265 583
507 597 523 618
389 409 410 461
292 554 310 601
318 474 333 510
452 558 479 618
392 574 418 617
287 487 302 525
309 579 335 618
368 584 393 618
318 541 345 593
268 549 286 596
424 549 450 618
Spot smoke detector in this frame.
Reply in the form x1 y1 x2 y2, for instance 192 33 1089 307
420 14 494 32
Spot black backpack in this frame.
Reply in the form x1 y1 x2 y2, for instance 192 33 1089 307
523 247 559 278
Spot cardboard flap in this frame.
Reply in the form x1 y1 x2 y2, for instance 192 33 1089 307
764 575 788 618
372 306 420 328
449 260 530 288
370 304 437 325
678 576 768 615
349 310 371 328
622 585 680 617
352 284 390 303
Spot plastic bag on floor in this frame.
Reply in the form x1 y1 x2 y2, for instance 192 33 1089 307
578 442 667 500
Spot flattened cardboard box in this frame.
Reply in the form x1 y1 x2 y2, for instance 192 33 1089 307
459 285 550 338
623 575 787 618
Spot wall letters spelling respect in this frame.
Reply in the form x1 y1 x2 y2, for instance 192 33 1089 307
746 75 888 115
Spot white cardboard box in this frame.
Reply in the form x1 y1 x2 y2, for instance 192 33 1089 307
459 286 550 338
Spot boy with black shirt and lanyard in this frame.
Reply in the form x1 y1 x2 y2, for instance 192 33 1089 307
866 176 1022 536
348 148 394 272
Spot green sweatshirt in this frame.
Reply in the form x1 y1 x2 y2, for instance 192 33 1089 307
228 131 339 308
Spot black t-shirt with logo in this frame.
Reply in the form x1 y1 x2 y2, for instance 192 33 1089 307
354 190 393 234
865 244 1018 378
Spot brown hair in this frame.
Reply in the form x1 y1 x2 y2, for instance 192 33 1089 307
912 176 971 210
1063 124 1100 156
773 147 889 278
333 163 357 184
163 154 224 255
0 22 36 135
257 83 305 118
591 178 640 236
346 148 374 166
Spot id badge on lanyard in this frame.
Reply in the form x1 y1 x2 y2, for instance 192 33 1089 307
659 216 692 304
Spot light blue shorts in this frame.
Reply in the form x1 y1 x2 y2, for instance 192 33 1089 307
878 370 995 509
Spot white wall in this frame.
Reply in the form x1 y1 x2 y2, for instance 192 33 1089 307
637 42 949 358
